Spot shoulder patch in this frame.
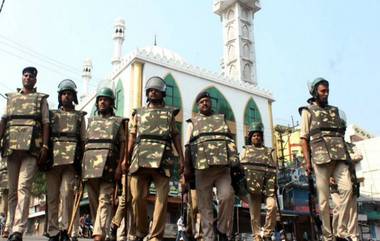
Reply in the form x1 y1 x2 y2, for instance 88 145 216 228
298 106 310 116
172 108 180 117
38 92 49 99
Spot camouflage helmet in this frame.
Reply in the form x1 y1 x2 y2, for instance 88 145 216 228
308 77 329 96
247 122 264 145
249 122 264 133
96 87 115 100
145 76 166 97
96 87 116 110
57 79 78 105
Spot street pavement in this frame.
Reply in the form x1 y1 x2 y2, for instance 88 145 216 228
0 237 92 241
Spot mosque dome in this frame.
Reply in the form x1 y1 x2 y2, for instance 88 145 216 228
138 45 187 65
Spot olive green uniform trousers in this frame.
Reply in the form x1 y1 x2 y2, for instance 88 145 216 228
313 161 358 241
46 165 76 236
130 168 170 241
195 166 234 241
6 151 38 234
247 194 276 241
87 178 114 238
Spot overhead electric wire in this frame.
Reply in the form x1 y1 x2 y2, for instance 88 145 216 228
0 0 5 14
0 34 82 73
0 40 80 76
0 47 80 81
0 43 101 89
0 35 110 91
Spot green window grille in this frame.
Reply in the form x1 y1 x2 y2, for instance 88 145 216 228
163 73 183 191
115 80 124 116
243 98 262 143
244 98 262 125
192 87 236 122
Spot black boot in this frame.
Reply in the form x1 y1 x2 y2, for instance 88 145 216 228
60 230 71 241
8 232 23 241
108 224 118 241
336 237 353 241
48 233 60 241
215 229 229 241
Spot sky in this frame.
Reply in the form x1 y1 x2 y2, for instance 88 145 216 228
0 0 379 135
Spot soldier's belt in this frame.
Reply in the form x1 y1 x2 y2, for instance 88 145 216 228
52 132 79 138
194 138 231 145
86 139 114 144
242 162 276 169
136 134 171 144
189 132 232 143
309 127 345 136
7 114 40 120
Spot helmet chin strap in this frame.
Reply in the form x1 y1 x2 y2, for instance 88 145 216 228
148 98 164 105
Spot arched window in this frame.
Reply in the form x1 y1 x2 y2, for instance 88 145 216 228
115 79 124 116
227 26 234 40
163 73 183 187
163 73 183 133
243 43 250 59
242 25 249 38
227 9 234 20
242 9 249 19
243 98 262 143
192 86 236 139
243 63 251 80
228 44 235 60
229 64 237 77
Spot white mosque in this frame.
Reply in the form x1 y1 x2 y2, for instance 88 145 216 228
79 0 274 151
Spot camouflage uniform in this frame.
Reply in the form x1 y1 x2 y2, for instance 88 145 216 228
129 105 179 241
240 145 277 240
82 115 126 238
186 113 237 241
300 103 358 241
46 109 86 237
1 88 49 235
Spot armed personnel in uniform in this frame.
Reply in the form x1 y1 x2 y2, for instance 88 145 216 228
128 76 184 241
0 67 50 241
184 91 238 241
300 78 358 241
82 87 127 241
330 113 362 239
240 122 277 241
46 79 86 241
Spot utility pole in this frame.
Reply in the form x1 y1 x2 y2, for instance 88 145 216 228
275 119 299 167
275 125 289 168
